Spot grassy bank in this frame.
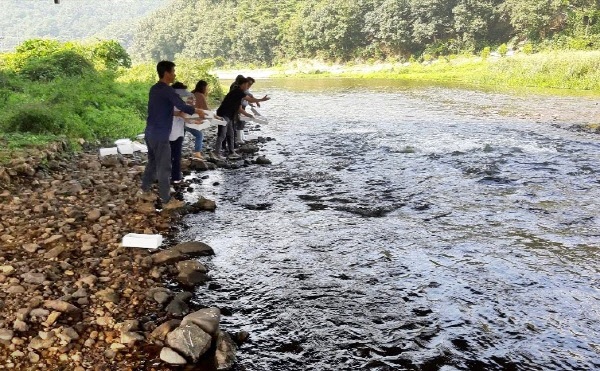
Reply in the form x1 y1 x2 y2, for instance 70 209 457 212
0 39 223 157
271 51 600 93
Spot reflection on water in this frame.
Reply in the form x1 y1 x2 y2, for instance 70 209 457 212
179 79 600 370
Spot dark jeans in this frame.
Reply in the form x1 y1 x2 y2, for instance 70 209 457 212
142 136 172 203
170 137 183 181
215 116 235 154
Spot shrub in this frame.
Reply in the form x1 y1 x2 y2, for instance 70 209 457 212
523 44 534 55
20 50 94 81
2 104 63 134
481 47 491 59
498 44 508 57
88 40 132 69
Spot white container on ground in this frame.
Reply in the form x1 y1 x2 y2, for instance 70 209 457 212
211 118 227 126
99 147 119 157
122 233 163 249
132 142 148 153
114 138 132 146
250 107 263 117
117 143 134 155
253 116 268 125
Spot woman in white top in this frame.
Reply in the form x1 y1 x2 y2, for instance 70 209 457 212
170 82 192 183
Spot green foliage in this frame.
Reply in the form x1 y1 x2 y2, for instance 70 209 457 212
523 44 534 54
1 38 223 146
498 44 508 57
20 50 94 81
481 47 491 59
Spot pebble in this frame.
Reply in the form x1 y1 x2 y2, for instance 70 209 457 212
0 329 14 341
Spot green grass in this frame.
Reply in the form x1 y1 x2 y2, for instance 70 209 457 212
275 51 600 94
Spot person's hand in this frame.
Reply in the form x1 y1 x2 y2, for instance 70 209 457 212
215 115 223 120
257 102 261 108
194 109 206 118
261 95 270 102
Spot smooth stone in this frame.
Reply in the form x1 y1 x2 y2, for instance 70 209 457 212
215 331 237 371
21 272 47 284
152 249 183 264
29 308 50 319
13 319 28 332
29 336 55 350
22 243 40 253
96 289 119 303
160 346 188 365
0 329 14 341
120 331 144 344
165 299 189 317
172 242 214 257
43 300 80 314
181 307 221 336
166 323 211 363
193 198 217 212
150 320 181 341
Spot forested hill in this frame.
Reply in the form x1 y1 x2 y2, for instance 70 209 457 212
0 0 164 52
131 0 600 64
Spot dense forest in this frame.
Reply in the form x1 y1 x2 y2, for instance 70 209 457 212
0 0 164 52
130 0 600 64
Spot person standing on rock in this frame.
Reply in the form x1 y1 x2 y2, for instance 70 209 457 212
141 61 206 209
213 77 270 161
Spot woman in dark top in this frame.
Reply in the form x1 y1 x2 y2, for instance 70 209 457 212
213 77 269 160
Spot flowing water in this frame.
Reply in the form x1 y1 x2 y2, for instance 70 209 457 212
178 79 600 371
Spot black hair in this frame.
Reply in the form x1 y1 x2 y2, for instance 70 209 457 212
235 75 245 84
157 61 175 79
238 77 250 85
172 82 187 89
192 80 208 94
247 77 255 84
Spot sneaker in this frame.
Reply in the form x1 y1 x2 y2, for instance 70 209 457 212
137 190 157 202
163 199 185 210
228 152 241 160
211 152 225 161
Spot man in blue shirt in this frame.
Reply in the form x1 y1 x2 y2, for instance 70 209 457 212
141 61 205 209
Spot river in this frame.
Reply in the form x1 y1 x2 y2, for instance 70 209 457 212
178 79 600 371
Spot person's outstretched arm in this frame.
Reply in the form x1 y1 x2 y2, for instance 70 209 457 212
243 94 270 104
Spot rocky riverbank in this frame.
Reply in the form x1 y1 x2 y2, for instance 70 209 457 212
0 133 273 370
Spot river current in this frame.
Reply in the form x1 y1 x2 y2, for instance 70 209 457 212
178 79 600 371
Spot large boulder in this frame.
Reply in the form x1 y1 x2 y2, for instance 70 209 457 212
181 308 221 336
166 324 212 363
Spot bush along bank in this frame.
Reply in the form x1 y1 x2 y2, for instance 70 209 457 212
0 118 275 369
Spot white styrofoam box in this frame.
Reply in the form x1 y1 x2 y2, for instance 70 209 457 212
137 133 145 140
132 142 148 153
185 121 212 131
253 116 268 125
245 134 259 141
122 233 162 249
114 138 132 146
200 110 216 119
117 143 134 155
211 118 227 126
250 107 263 116
99 147 119 157
240 115 252 122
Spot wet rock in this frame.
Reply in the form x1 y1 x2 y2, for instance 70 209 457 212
160 346 188 365
215 331 237 371
181 307 221 336
172 241 215 257
235 331 250 343
21 272 47 284
193 197 217 212
165 299 189 317
177 270 210 287
43 300 80 314
151 320 181 341
176 260 208 274
166 323 212 363
255 156 272 165
189 159 210 171
152 249 183 264
238 144 259 154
